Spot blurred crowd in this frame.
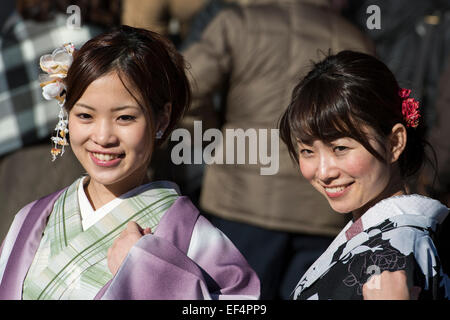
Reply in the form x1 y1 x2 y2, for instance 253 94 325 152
0 0 449 299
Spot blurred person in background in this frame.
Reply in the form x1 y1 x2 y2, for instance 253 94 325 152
426 55 450 274
121 0 258 48
181 0 374 299
121 0 206 48
0 0 120 240
428 55 450 207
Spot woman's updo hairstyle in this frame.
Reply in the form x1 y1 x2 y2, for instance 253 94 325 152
64 25 191 145
279 50 435 179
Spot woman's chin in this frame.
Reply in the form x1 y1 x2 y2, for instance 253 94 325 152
87 172 122 187
328 203 354 214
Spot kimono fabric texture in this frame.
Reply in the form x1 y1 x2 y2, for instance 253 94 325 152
0 177 260 300
293 194 450 300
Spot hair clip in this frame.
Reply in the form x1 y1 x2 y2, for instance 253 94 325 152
39 43 75 161
399 88 420 128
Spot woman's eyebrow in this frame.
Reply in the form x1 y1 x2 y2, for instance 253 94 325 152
74 103 95 110
74 103 140 112
111 105 141 112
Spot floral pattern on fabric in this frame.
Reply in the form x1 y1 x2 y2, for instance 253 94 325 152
341 239 408 296
295 219 447 300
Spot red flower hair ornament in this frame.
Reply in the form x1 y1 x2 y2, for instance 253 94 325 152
399 88 420 128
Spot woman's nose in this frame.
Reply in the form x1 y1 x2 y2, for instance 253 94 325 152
91 120 118 146
317 154 339 182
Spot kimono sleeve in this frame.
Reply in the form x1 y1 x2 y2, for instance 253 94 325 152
362 227 450 300
186 215 260 299
411 232 450 299
99 216 260 300
0 201 37 284
99 234 215 299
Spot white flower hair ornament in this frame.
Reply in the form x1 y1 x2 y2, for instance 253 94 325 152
39 43 75 161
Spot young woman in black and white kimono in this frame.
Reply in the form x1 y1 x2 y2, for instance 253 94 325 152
279 50 449 300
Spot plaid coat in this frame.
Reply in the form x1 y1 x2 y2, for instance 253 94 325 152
0 12 102 157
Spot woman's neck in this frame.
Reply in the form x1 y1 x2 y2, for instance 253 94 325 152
84 173 150 211
351 170 406 222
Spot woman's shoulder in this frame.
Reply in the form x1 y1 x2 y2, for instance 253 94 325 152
363 216 438 258
363 194 448 238
13 187 68 221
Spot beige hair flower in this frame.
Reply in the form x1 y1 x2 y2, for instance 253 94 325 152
39 43 75 161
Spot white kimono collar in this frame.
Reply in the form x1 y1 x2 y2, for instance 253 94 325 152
345 194 448 241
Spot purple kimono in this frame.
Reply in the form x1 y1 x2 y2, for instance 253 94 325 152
0 183 260 300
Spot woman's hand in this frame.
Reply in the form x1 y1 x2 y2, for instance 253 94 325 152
363 270 414 300
107 221 151 276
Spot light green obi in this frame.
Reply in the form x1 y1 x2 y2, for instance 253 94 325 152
22 178 179 300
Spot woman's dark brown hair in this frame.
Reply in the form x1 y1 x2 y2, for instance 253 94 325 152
279 50 436 179
64 25 191 145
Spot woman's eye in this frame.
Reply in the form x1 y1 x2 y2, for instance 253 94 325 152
300 149 313 157
333 146 348 153
77 113 92 119
118 115 136 121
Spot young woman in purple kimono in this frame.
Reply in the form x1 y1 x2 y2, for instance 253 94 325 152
0 26 260 300
280 50 449 300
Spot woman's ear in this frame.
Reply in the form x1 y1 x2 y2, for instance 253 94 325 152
156 102 172 137
389 123 407 163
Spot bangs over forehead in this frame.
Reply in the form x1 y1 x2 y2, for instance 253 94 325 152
290 76 354 144
281 75 387 164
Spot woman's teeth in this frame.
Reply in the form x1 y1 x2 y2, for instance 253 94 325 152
325 185 347 193
92 152 120 161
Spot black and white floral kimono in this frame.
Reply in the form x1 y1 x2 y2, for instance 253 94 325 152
293 194 450 300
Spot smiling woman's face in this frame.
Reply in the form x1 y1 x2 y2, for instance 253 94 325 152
297 134 391 216
68 71 153 193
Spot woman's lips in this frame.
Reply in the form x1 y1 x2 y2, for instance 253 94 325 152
324 182 354 198
89 152 123 167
